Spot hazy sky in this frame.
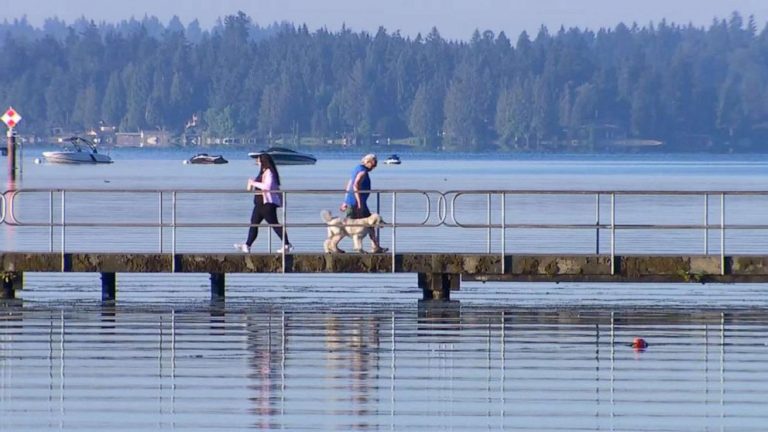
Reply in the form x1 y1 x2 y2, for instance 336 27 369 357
4 0 768 40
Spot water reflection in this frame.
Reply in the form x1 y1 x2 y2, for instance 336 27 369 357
1 305 767 430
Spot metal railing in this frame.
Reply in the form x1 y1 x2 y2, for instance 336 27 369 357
447 189 768 275
2 188 768 274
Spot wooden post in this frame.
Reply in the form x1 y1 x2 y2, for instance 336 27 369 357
210 273 225 300
7 128 16 181
101 272 116 301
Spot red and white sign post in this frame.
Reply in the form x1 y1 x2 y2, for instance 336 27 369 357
2 106 22 180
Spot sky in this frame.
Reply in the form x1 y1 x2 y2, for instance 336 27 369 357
3 0 768 40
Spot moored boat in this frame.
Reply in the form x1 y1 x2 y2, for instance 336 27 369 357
185 153 228 164
41 136 113 164
384 154 401 165
247 147 317 165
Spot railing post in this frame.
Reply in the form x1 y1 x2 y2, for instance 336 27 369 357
704 194 709 255
501 192 506 274
171 191 177 273
595 193 600 254
376 191 381 247
720 193 725 276
487 193 492 254
391 191 397 272
610 193 615 275
49 190 54 252
281 192 287 273
61 190 66 271
158 191 163 253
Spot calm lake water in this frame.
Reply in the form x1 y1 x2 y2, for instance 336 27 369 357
3 149 768 430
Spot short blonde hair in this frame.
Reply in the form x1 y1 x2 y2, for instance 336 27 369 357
361 153 377 164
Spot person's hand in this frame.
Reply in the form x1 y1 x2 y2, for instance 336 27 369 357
339 203 348 212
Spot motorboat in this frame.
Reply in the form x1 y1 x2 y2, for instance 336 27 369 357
42 136 113 164
384 154 401 165
247 147 317 165
184 153 228 164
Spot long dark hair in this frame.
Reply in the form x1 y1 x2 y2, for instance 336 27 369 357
258 153 281 185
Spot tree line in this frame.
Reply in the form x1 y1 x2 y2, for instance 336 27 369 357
2 11 768 152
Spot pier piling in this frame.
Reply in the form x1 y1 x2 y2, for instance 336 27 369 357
210 273 225 300
1 272 22 299
418 273 460 300
6 129 16 181
101 272 116 301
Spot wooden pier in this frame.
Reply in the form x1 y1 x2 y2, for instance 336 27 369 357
3 252 768 301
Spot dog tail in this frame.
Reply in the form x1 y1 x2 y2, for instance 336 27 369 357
320 209 333 222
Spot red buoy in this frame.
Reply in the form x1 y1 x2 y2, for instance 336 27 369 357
631 337 648 350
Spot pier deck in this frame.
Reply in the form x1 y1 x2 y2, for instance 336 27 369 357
3 252 768 301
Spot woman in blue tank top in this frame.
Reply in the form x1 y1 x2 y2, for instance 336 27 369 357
340 153 387 253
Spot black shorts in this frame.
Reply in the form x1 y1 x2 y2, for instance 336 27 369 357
345 204 371 219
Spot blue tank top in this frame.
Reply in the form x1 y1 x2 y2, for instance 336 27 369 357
344 164 371 206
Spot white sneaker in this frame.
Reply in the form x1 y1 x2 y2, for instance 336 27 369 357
234 243 250 253
279 244 294 254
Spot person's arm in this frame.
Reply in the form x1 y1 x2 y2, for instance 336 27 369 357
340 179 353 211
249 170 273 190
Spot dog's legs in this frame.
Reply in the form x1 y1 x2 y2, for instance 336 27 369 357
352 234 365 253
324 227 341 253
329 233 346 253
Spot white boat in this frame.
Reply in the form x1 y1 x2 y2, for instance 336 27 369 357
384 154 401 165
248 147 317 165
185 153 228 164
42 136 113 164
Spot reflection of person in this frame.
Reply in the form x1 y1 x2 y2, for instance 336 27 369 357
234 153 293 253
341 153 387 253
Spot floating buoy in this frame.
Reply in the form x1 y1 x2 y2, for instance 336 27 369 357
631 337 648 350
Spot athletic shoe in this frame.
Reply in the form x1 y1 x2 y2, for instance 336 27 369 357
370 246 388 253
278 243 294 254
234 243 250 253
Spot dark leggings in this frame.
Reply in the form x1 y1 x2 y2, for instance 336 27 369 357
246 201 289 247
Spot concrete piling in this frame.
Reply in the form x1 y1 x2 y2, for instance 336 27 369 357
418 273 460 300
210 272 225 300
1 272 22 299
101 272 116 301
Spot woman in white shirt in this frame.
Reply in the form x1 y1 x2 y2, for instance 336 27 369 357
234 153 293 253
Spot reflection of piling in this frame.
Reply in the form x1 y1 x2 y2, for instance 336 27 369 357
6 129 16 181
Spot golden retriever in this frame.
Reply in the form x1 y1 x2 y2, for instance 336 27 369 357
321 209 384 253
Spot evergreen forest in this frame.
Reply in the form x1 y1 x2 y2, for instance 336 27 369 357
2 11 768 152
